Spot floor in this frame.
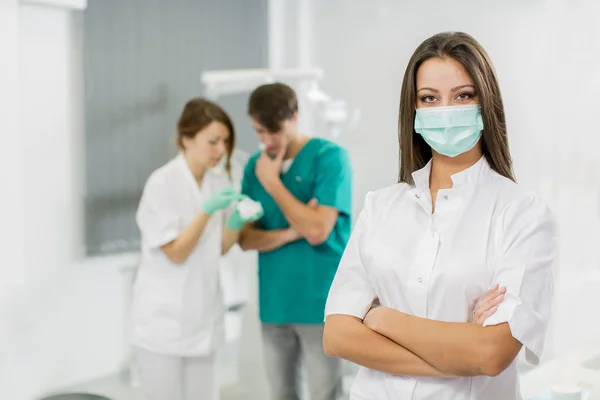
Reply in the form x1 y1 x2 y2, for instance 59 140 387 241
46 372 356 400
46 373 250 400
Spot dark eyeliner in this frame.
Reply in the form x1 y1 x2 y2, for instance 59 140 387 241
456 91 475 100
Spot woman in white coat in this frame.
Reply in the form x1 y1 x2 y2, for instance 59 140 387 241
132 98 261 400
324 32 557 400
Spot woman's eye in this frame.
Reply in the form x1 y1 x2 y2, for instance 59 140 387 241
421 95 436 103
209 140 218 145
456 92 474 100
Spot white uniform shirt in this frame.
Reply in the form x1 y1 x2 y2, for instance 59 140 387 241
326 156 556 400
132 154 230 356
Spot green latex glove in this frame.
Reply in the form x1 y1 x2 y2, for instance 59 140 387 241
202 187 243 215
226 196 264 231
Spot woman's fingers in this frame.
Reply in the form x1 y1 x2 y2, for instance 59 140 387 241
474 288 506 324
473 285 497 320
473 286 506 319
223 192 246 203
487 291 505 308
220 187 237 195
476 306 499 325
479 284 500 304
476 292 504 316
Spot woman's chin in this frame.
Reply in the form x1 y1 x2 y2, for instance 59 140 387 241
208 159 221 168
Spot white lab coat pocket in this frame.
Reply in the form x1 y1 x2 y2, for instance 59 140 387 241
132 265 188 346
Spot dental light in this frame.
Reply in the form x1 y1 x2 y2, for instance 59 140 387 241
201 68 360 138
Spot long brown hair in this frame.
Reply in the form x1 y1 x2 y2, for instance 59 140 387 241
177 98 235 176
398 32 515 184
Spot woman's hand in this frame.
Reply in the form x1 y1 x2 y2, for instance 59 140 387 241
202 187 243 215
472 284 506 325
363 284 506 332
226 197 264 231
363 305 388 332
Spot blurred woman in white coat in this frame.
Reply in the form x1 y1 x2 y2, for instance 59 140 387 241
132 98 261 400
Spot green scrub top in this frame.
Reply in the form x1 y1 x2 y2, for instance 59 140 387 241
241 138 353 324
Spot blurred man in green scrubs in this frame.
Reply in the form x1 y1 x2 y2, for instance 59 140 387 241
239 82 352 400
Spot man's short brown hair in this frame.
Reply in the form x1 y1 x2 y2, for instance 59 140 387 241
248 82 298 133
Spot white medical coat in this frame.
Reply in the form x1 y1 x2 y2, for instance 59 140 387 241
326 156 557 400
132 154 230 356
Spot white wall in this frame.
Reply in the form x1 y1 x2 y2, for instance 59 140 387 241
0 2 28 398
306 0 600 362
20 3 85 288
0 0 25 301
0 4 130 399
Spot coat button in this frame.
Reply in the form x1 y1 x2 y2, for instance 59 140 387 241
444 195 449 200
418 277 423 283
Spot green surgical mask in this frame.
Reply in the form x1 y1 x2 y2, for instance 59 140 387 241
414 104 484 158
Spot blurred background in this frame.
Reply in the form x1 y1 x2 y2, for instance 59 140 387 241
1 0 600 399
